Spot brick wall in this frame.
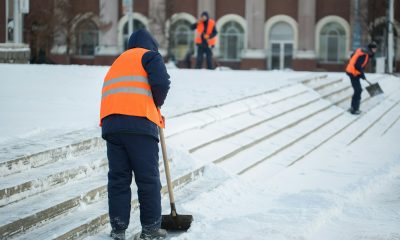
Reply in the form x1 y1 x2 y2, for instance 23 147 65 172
316 0 350 22
240 58 266 70
168 0 197 19
118 0 149 19
71 0 99 15
0 0 5 42
216 0 245 19
266 0 298 20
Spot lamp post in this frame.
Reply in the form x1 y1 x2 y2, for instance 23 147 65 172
352 0 362 50
13 0 21 43
387 0 394 73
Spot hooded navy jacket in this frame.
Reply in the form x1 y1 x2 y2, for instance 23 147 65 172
191 11 218 48
101 29 171 141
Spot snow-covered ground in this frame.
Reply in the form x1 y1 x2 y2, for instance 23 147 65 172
0 64 307 144
1 64 399 240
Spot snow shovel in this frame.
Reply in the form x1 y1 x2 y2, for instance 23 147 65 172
159 127 193 231
365 79 383 97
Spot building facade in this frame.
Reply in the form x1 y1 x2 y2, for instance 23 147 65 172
1 0 399 71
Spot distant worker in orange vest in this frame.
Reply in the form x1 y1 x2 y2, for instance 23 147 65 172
191 11 218 69
100 29 170 240
345 42 377 115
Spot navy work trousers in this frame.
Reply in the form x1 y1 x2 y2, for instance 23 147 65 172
196 45 213 69
349 74 363 111
106 133 161 231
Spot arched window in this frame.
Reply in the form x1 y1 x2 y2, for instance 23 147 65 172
319 22 346 63
269 22 294 69
123 19 146 50
220 21 244 61
76 20 98 56
170 19 194 61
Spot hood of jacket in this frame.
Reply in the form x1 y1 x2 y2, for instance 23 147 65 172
201 11 209 21
127 29 159 52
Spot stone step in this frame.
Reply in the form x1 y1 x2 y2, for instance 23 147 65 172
300 74 328 85
0 150 107 207
10 166 205 240
240 88 396 180
346 95 400 145
166 83 310 137
0 82 311 178
192 99 332 166
0 174 107 239
221 105 343 175
308 77 343 91
285 86 400 168
168 90 321 153
0 135 104 178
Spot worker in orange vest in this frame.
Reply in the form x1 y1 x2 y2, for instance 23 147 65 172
345 42 377 115
191 11 218 69
100 29 170 240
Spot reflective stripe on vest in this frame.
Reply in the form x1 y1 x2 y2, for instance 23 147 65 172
101 76 153 98
100 48 164 128
345 48 369 76
195 19 217 47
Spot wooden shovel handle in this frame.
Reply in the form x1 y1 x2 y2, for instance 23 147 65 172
158 127 176 207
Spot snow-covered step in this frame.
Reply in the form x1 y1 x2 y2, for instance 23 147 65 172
307 77 343 91
0 174 107 239
299 74 328 85
0 80 309 179
219 106 342 175
225 85 391 176
11 166 205 240
346 95 400 145
191 99 332 166
319 82 351 99
0 150 107 207
0 136 105 177
336 88 370 109
381 107 400 136
244 85 400 178
166 83 309 137
168 90 320 153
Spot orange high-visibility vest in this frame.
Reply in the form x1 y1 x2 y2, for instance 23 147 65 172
195 19 217 47
100 48 164 128
346 48 369 76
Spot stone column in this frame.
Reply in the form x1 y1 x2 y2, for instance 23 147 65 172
297 0 316 57
197 0 215 19
241 0 266 69
246 0 265 49
97 0 119 56
148 0 167 53
293 0 317 70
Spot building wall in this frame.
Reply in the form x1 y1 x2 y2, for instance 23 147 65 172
71 0 99 15
168 0 197 19
265 0 298 20
118 0 149 19
216 0 245 19
240 58 266 70
4 0 398 71
0 0 5 42
316 0 350 21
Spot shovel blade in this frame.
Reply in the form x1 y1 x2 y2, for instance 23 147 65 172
366 83 384 97
161 213 193 231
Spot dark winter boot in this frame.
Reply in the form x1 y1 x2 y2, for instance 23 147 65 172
110 229 126 240
348 108 361 115
134 228 167 240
